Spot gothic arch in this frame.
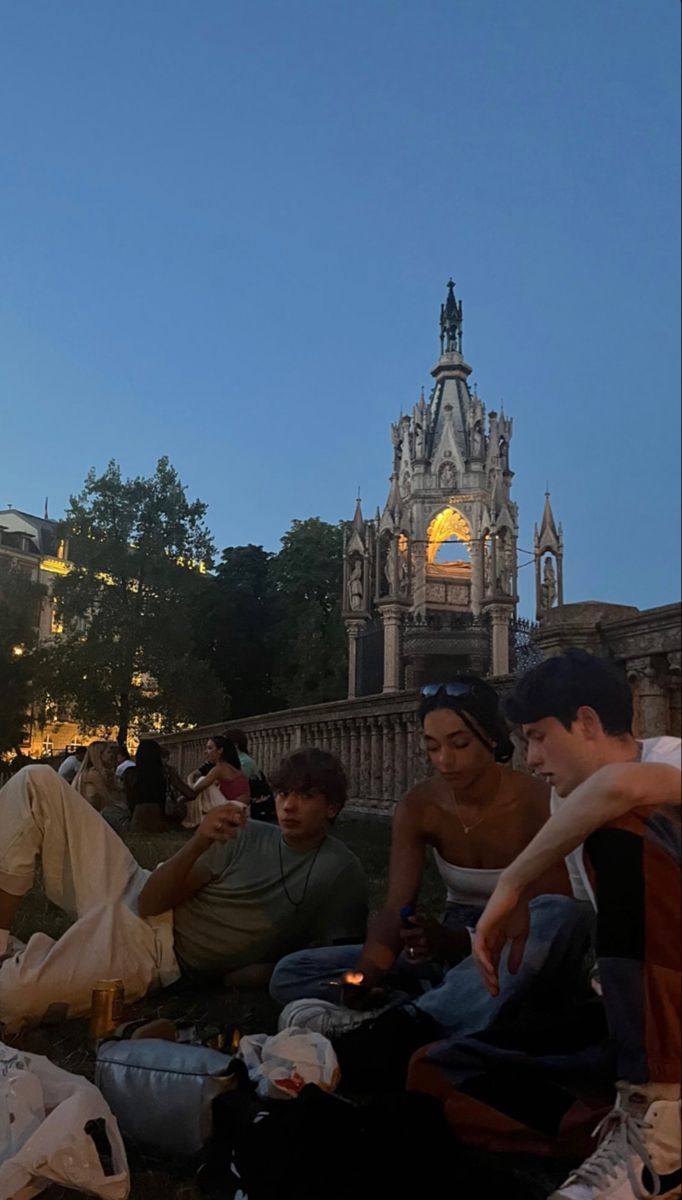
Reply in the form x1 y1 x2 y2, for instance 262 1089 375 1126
426 506 471 564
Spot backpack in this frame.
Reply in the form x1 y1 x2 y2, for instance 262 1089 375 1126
198 1083 534 1200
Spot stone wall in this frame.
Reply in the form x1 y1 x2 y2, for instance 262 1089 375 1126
534 602 681 739
156 601 681 811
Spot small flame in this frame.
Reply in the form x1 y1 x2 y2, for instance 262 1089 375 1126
343 972 365 987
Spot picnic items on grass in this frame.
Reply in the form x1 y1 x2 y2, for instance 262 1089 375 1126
95 1037 241 1159
236 1027 340 1100
0 1042 128 1200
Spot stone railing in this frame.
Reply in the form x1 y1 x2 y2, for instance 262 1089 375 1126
156 601 681 812
156 690 433 811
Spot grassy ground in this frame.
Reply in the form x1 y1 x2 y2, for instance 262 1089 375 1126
12 813 564 1198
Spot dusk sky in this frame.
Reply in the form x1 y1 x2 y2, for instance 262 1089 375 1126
1 0 679 618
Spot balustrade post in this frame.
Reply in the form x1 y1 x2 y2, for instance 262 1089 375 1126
380 716 394 802
394 717 407 801
370 717 382 799
627 656 669 738
359 720 371 799
668 652 681 738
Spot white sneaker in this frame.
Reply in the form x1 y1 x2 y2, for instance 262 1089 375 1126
549 1084 681 1199
277 997 388 1037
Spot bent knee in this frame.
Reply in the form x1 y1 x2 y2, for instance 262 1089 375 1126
529 893 592 932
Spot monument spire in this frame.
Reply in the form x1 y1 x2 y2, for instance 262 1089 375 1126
439 278 463 355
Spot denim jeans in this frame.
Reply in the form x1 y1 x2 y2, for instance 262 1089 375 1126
270 894 594 1037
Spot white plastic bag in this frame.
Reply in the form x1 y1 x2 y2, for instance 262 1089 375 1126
0 1043 129 1200
237 1028 340 1100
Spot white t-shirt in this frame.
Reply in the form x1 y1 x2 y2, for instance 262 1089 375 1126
551 736 681 910
58 754 82 782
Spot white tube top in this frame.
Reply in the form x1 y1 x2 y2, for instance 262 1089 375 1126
432 847 503 907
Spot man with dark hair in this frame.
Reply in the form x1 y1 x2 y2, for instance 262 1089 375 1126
469 648 681 1200
0 748 367 1031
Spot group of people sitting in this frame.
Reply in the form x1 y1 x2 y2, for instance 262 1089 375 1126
0 648 679 1200
51 728 274 835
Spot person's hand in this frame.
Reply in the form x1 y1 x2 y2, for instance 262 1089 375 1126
400 915 470 965
197 802 247 845
472 877 530 997
399 914 435 963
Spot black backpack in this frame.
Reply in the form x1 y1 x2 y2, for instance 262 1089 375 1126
198 1082 535 1200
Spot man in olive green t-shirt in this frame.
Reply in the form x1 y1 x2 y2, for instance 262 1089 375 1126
138 747 368 981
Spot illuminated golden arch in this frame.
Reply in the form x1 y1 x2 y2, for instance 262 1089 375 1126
426 507 471 564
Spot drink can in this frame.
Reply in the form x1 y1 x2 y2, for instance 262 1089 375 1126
89 979 125 1041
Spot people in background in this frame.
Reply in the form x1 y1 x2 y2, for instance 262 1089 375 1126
72 741 119 811
57 745 86 783
183 736 250 828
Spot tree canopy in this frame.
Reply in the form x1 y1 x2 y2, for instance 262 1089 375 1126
48 458 226 745
0 559 45 754
269 517 346 709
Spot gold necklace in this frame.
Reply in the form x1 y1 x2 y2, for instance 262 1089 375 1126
452 770 502 835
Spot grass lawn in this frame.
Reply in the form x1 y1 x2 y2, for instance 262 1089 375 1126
11 812 564 1199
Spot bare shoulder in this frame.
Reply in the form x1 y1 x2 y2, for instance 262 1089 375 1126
505 767 551 815
395 778 441 826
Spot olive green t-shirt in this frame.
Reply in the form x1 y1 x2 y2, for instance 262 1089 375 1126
172 820 368 975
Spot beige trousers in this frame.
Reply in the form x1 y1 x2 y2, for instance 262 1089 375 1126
0 766 180 1032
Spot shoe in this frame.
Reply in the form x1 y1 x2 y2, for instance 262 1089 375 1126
333 1005 443 1093
277 997 387 1037
549 1083 682 1199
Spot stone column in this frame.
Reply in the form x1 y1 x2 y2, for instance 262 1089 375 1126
381 604 403 694
668 652 681 738
470 540 484 615
627 657 669 738
489 604 511 676
346 620 364 700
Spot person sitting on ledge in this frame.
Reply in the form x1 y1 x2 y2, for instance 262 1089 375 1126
0 748 368 1032
409 649 681 1200
273 675 591 1089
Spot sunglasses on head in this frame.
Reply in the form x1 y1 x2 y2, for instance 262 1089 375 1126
420 682 479 700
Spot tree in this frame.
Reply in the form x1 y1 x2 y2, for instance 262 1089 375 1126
192 544 283 717
0 559 45 754
48 458 226 745
270 518 347 708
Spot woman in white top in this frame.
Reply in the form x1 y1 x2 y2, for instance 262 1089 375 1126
354 676 571 987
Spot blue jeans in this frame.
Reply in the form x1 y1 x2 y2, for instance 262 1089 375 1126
270 895 594 1037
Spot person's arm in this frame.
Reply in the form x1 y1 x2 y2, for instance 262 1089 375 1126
353 799 425 983
500 762 681 895
473 761 681 996
137 803 246 917
166 765 198 801
192 765 221 795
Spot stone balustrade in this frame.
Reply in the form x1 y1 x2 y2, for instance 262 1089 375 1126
157 690 431 811
156 601 681 813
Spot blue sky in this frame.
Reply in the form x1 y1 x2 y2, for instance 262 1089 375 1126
1 0 679 617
